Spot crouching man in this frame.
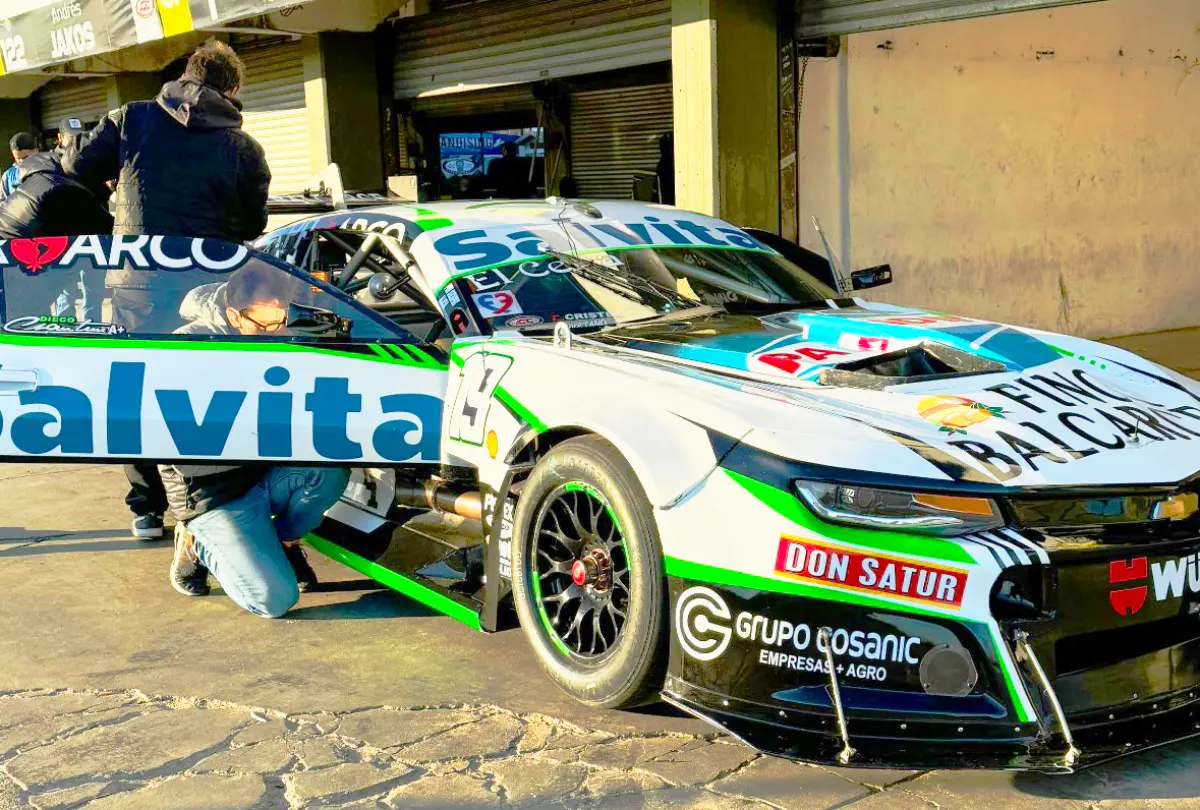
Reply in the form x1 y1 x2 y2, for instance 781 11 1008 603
163 465 350 618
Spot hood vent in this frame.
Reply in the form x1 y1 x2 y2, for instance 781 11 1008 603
817 342 1006 390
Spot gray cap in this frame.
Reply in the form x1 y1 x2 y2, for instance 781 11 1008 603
59 117 87 135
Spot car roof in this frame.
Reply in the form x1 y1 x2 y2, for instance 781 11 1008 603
264 198 769 294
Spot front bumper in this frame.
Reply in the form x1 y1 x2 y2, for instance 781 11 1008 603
664 571 1200 772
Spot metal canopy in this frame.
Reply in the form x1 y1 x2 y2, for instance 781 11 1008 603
0 0 312 77
796 0 1104 37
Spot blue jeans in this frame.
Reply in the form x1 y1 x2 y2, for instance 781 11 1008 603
188 467 350 619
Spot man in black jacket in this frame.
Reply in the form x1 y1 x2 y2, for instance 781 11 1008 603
0 152 113 240
0 150 114 319
62 40 273 551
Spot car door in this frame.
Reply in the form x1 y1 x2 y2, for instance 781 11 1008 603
0 235 447 467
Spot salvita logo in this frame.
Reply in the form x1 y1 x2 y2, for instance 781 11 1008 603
431 217 768 273
774 537 968 608
675 586 732 661
1110 552 1200 616
0 359 442 464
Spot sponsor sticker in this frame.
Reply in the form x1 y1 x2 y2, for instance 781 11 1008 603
472 291 522 317
774 536 968 609
505 314 544 328
134 0 155 18
918 395 1007 435
747 336 851 377
674 586 921 681
1 235 249 275
4 315 126 336
1110 550 1200 616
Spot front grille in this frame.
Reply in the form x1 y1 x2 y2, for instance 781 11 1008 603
1055 614 1200 676
1007 485 1200 544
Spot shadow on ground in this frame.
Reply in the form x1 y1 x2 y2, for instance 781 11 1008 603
285 586 443 621
0 527 138 556
1015 736 1200 800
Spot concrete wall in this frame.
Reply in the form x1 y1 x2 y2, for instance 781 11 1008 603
672 0 779 231
797 0 1200 338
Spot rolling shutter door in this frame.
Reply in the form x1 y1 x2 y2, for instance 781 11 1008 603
570 83 671 200
38 78 110 130
797 0 1103 37
237 39 312 194
394 0 670 100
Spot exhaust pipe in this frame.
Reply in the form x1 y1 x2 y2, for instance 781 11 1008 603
395 478 482 521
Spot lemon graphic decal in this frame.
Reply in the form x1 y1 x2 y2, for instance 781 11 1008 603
918 395 1006 435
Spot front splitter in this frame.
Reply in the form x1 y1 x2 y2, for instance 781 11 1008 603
664 677 1200 773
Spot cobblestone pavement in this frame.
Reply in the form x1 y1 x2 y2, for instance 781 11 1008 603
1 324 1199 810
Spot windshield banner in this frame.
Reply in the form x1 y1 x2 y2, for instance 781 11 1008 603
0 0 313 77
431 215 776 276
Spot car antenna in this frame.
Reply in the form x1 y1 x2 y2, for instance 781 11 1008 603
811 216 850 296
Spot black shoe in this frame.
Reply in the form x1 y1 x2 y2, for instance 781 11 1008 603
132 514 164 540
171 524 210 597
285 544 317 593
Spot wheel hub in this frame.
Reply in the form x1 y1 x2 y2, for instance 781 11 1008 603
570 549 612 592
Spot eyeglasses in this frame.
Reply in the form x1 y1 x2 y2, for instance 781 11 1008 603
237 307 286 333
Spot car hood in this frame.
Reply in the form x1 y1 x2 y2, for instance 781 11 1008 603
594 304 1061 381
588 304 1200 488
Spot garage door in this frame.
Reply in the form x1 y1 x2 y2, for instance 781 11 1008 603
394 0 670 100
38 77 110 131
570 83 672 200
237 39 312 194
797 0 1105 36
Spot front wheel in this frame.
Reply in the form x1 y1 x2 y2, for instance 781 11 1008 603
510 436 668 708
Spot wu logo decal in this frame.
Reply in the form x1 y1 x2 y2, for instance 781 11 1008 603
1109 557 1148 616
675 586 732 661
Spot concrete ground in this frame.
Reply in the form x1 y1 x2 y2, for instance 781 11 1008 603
0 330 1198 810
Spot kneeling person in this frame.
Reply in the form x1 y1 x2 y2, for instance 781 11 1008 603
164 465 349 617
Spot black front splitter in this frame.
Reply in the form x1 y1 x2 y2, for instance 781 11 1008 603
664 678 1200 773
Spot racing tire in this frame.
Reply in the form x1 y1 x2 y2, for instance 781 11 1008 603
511 435 668 709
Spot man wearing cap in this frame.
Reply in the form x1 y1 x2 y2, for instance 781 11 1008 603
1 132 38 200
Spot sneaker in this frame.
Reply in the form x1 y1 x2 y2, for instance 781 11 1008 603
132 513 164 540
285 543 317 593
170 523 210 597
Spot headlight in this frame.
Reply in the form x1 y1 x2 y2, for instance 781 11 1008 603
793 480 1003 536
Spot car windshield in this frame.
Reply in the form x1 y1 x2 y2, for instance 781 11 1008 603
452 245 839 333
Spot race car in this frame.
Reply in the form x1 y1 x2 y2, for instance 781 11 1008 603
4 196 1200 774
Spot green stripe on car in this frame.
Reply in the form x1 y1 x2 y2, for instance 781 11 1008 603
303 534 481 630
723 469 977 565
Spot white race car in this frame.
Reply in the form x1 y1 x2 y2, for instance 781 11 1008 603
3 197 1200 772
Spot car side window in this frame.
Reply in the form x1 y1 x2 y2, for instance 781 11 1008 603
0 235 405 342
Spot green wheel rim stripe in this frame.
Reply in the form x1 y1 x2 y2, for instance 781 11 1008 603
532 482 629 658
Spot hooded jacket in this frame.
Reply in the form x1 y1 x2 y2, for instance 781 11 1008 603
62 79 271 256
174 282 234 335
0 152 114 239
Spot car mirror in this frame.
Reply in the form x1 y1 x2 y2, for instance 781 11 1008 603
850 264 893 291
286 302 351 338
368 271 405 301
